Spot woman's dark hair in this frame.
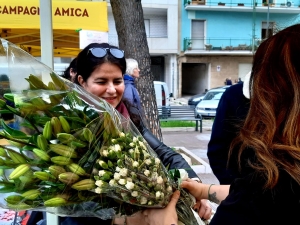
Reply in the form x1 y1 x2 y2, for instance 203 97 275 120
61 58 77 80
74 43 126 85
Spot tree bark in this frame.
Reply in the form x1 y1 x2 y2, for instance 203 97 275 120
110 0 163 140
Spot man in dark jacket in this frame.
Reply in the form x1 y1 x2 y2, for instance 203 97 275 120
207 81 250 184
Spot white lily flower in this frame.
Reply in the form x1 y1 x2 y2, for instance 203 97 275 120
133 161 139 167
129 142 134 147
98 170 106 176
157 176 163 184
114 144 121 152
156 191 161 199
115 166 121 172
118 178 126 185
139 142 147 150
119 132 125 137
119 168 128 177
178 169 189 181
129 149 134 154
130 171 136 176
95 180 106 187
152 172 158 178
155 158 160 165
125 181 134 190
114 173 121 180
140 196 147 205
145 159 151 165
143 151 150 158
102 150 108 157
144 170 150 177
131 191 138 197
109 179 117 186
95 187 102 194
121 193 128 198
167 186 173 192
133 137 138 142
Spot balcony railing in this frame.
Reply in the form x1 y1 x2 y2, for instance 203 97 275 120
184 37 263 51
184 0 300 9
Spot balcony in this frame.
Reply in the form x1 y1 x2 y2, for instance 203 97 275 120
184 0 300 13
183 37 262 55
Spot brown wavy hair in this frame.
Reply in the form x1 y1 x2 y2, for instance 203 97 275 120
230 24 300 188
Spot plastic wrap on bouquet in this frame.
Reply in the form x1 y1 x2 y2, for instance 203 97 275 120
0 38 199 225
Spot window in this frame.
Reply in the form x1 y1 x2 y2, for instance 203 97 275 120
191 20 205 49
262 0 274 4
261 22 275 39
144 19 150 37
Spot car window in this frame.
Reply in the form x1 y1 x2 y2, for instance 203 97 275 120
203 91 224 100
213 93 224 100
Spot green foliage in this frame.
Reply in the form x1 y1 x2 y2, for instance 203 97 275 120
160 120 196 127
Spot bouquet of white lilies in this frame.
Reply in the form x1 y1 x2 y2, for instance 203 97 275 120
0 38 201 225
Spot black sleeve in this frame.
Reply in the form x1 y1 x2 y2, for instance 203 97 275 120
142 128 199 179
207 83 249 184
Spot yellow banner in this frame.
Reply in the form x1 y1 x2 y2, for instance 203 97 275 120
0 0 108 31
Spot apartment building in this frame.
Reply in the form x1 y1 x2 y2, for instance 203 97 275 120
179 0 300 96
106 0 179 98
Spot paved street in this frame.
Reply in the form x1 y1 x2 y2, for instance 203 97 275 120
161 119 220 185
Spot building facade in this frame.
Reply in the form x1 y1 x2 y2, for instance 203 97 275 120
107 0 180 98
179 0 300 96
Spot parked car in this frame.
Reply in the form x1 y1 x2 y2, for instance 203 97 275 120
188 85 230 106
195 88 227 118
188 92 206 106
154 81 171 118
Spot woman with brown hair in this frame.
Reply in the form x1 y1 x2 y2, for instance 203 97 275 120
144 23 300 225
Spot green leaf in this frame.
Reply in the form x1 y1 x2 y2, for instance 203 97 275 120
66 116 86 124
22 145 35 151
0 186 16 193
0 119 28 139
0 109 13 114
31 115 51 126
6 105 20 115
3 93 15 102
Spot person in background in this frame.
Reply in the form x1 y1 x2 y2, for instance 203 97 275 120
61 58 77 82
225 77 232 85
123 58 143 111
143 23 300 225
0 74 19 129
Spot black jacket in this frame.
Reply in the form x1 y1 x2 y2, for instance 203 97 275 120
141 128 199 179
207 83 250 184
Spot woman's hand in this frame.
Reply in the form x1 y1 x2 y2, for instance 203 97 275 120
193 199 212 220
181 178 207 200
181 179 230 205
142 190 180 225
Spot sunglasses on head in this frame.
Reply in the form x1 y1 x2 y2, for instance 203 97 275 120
88 47 124 59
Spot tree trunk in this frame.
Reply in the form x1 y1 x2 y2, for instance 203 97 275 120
110 0 163 140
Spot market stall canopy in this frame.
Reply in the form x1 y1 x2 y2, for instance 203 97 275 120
0 0 108 57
